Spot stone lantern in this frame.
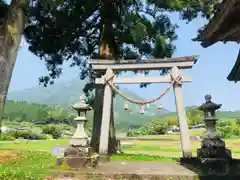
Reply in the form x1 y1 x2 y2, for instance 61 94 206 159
197 94 231 159
60 95 99 169
70 95 91 146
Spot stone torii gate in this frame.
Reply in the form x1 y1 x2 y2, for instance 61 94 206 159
90 56 198 158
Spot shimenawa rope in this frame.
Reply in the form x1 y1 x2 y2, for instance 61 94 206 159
103 71 182 105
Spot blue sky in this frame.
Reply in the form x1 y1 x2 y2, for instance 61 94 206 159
8 13 240 111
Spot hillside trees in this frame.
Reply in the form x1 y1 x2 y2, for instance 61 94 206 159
47 107 67 124
166 116 178 126
0 0 219 151
3 100 73 124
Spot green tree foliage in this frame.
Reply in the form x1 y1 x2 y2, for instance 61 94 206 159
22 0 219 87
166 116 178 126
217 120 240 138
186 107 203 125
151 107 203 128
236 118 240 126
149 120 168 135
4 130 48 140
46 107 68 124
42 125 61 139
127 119 168 136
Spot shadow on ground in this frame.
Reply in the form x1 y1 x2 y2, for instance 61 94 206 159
180 157 240 180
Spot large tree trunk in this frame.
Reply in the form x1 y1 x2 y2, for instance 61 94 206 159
90 14 118 154
0 0 25 136
91 84 104 152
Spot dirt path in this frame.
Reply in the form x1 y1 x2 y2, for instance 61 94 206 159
0 150 19 163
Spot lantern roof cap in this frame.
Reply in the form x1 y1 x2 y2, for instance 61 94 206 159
71 95 92 111
199 94 222 112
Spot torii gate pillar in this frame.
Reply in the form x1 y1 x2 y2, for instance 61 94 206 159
171 66 192 157
99 69 114 155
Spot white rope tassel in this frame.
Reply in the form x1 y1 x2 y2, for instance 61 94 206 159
124 100 129 111
157 103 163 109
137 70 144 77
140 105 145 114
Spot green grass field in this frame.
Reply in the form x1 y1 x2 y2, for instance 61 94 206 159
1 129 240 179
1 129 240 158
0 150 55 180
0 136 183 179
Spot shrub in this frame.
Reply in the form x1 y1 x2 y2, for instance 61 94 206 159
151 123 168 135
217 120 232 127
42 125 61 139
232 127 240 136
43 134 53 139
218 126 232 138
126 120 168 136
236 119 240 126
51 130 61 139
57 124 72 131
126 130 140 137
1 134 16 141
42 126 52 134
142 121 168 135
37 134 49 140
217 123 240 138
5 130 47 140
19 122 34 127
62 130 73 136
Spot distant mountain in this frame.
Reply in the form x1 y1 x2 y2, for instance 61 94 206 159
7 77 170 129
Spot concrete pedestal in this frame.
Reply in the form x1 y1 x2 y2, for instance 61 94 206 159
197 138 232 159
56 146 99 169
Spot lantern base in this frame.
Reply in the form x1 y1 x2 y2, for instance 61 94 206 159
197 138 232 159
56 146 99 169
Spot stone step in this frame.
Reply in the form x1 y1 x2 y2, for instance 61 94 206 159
49 160 240 180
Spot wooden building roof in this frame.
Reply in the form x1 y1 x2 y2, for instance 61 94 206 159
227 49 240 82
198 0 240 82
198 0 240 48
